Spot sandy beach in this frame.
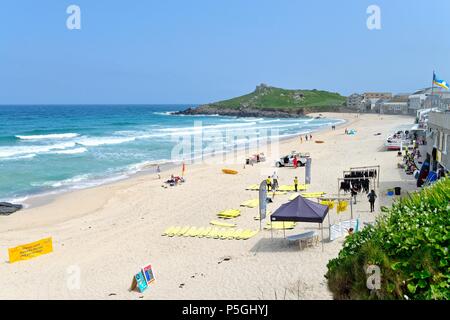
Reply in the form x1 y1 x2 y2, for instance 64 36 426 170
0 112 417 300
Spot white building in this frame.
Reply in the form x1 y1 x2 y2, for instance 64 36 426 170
378 101 409 114
346 94 364 110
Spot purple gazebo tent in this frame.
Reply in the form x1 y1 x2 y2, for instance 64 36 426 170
270 195 330 251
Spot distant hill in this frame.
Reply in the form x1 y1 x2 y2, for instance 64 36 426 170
177 84 347 117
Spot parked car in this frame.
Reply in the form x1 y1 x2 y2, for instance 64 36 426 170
275 152 308 167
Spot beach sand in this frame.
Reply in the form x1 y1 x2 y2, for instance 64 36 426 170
0 113 417 300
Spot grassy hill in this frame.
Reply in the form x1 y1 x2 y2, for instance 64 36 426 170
216 84 346 109
177 84 347 117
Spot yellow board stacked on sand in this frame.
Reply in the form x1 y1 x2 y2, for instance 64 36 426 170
176 226 191 236
162 227 258 240
301 192 326 198
217 209 241 219
278 184 308 192
198 227 212 238
246 184 260 191
271 191 287 195
210 220 236 228
240 199 259 208
264 221 296 230
235 229 259 240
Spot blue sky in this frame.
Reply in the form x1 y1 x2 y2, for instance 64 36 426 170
0 0 449 104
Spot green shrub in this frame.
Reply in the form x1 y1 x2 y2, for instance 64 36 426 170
326 177 450 300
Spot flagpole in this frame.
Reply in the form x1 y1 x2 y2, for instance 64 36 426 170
431 70 435 108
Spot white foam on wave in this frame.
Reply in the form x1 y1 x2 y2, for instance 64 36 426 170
52 147 88 155
0 142 76 159
259 119 281 123
153 111 176 116
76 136 136 147
16 133 80 140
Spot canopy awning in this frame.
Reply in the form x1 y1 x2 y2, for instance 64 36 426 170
270 195 329 223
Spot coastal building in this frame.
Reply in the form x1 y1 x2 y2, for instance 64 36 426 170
362 92 393 111
408 92 427 114
378 101 409 115
363 92 393 100
425 110 450 174
346 94 364 110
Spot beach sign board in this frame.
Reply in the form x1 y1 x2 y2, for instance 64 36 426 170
142 264 155 285
134 271 148 293
130 264 155 293
8 237 53 263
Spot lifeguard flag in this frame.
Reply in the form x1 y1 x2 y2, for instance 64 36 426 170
433 72 449 90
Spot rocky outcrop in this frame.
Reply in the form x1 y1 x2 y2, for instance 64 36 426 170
0 202 23 216
175 104 344 118
174 105 307 118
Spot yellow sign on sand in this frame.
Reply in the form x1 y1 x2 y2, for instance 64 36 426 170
8 237 53 263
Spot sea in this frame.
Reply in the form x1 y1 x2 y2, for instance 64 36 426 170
0 105 344 203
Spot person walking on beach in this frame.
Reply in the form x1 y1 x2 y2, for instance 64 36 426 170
156 165 161 179
305 134 308 142
294 176 299 192
300 136 303 143
367 190 377 213
309 134 312 141
271 171 279 191
266 176 272 192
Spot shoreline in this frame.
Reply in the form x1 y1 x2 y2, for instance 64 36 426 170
0 112 417 300
14 114 348 210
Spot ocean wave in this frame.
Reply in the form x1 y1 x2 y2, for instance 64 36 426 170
0 142 76 159
51 147 88 155
16 133 80 140
153 111 176 116
76 136 136 147
259 119 281 123
157 122 257 133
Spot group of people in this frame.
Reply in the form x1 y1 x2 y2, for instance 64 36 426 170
266 172 300 193
299 134 313 143
401 149 419 175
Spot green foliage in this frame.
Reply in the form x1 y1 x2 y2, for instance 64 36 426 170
208 86 346 110
326 177 450 300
